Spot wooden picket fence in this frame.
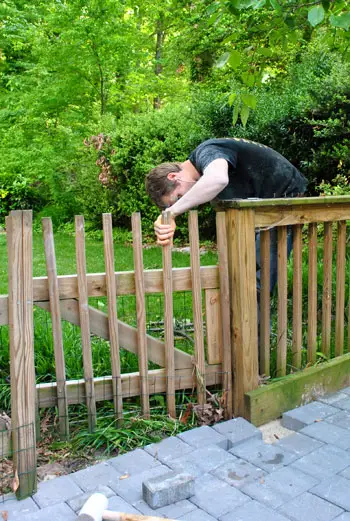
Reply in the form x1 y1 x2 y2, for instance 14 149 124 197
2 195 350 498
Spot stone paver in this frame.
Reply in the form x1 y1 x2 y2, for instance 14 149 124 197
21 502 77 521
8 389 350 521
70 461 122 492
241 466 319 509
144 436 193 464
220 499 291 521
277 491 343 521
177 425 228 450
109 448 161 475
212 418 262 448
311 475 350 510
143 471 194 509
229 439 297 472
300 421 350 450
282 402 338 431
211 459 266 489
290 444 350 480
190 474 250 518
274 432 324 457
168 445 237 474
32 475 83 508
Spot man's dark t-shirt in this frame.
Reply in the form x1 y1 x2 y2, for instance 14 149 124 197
188 138 307 200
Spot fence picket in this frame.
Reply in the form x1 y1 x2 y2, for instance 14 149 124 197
335 221 346 356
188 211 206 406
292 224 303 369
7 211 37 498
277 226 288 377
131 213 150 418
260 229 271 377
322 222 333 358
75 215 96 432
102 213 123 422
307 223 318 363
42 217 69 439
215 212 232 419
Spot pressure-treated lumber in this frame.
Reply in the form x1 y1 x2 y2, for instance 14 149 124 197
335 221 346 357
205 289 222 365
42 217 69 439
103 213 123 422
246 353 350 426
161 211 176 418
75 215 96 432
307 223 317 364
36 364 222 408
215 212 232 419
131 213 150 418
226 208 259 418
259 229 270 377
7 210 37 498
277 226 288 377
292 224 303 369
321 222 333 358
188 211 206 406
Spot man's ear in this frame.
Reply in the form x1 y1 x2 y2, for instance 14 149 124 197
167 172 179 181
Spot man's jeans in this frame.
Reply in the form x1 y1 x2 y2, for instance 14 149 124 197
256 227 294 326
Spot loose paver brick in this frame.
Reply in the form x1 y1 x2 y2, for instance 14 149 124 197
135 498 197 518
220 499 291 521
211 459 266 489
282 402 338 431
241 466 319 509
169 445 238 474
177 425 228 450
32 475 83 509
275 432 324 457
229 439 297 472
70 461 122 493
212 418 262 448
189 473 249 518
0 496 39 518
21 502 77 521
325 410 350 430
300 421 350 450
278 491 344 521
311 475 350 510
178 507 218 521
113 465 170 505
143 471 194 509
109 448 161 476
67 485 115 512
144 436 193 464
290 444 350 480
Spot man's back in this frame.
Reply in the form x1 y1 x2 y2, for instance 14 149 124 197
189 138 307 200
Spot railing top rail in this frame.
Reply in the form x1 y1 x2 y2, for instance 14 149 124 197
215 195 350 210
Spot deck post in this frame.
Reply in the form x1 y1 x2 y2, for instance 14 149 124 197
225 207 259 419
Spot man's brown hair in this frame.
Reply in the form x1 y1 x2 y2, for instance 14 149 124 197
145 162 182 208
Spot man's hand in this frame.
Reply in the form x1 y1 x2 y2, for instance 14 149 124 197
154 213 176 246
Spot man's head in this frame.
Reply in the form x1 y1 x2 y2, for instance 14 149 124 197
145 162 183 209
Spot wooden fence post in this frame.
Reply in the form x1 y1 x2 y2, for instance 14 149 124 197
226 208 259 419
7 210 37 498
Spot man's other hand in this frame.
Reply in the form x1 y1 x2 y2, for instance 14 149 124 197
154 213 176 246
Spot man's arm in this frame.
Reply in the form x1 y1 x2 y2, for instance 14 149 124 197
168 158 229 217
154 158 229 245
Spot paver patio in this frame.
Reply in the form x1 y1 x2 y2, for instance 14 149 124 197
3 388 350 521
